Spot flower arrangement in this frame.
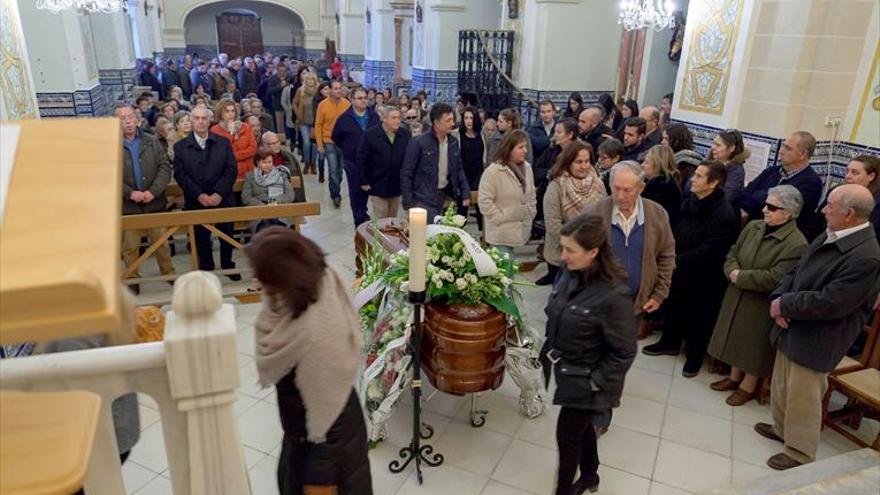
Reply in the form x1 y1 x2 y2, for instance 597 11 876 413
355 206 536 444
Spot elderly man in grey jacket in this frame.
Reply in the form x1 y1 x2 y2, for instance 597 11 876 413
755 184 880 470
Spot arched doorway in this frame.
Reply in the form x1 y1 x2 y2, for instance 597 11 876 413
183 0 306 58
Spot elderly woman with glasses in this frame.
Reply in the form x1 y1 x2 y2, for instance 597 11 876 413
707 185 808 405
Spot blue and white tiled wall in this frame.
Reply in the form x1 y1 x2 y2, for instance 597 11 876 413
675 120 880 185
364 59 395 90
411 68 458 103
37 83 109 118
518 89 613 125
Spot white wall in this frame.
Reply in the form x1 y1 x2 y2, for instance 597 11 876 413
18 1 96 91
420 0 501 70
89 11 136 69
183 1 305 47
517 0 620 91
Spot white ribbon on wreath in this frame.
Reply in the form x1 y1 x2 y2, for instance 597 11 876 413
426 224 498 277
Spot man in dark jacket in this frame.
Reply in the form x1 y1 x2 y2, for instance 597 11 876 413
262 131 306 202
173 106 239 278
332 87 380 226
755 184 880 471
356 105 411 219
734 131 823 237
528 100 557 162
160 59 180 100
115 103 174 294
237 57 259 97
619 117 651 162
267 63 291 139
639 106 662 148
578 105 612 153
400 102 471 222
176 55 193 98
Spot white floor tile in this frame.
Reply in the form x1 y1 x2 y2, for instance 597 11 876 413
134 474 173 495
596 465 651 495
138 404 160 431
649 481 693 495
492 439 557 495
396 463 488 495
731 459 774 485
138 392 159 410
129 423 169 473
452 392 525 437
731 422 780 468
599 426 660 478
386 402 451 450
731 398 772 426
366 441 411 495
661 405 732 456
631 349 678 376
480 480 537 495
667 377 732 420
653 440 731 493
237 400 283 454
243 445 268 470
624 367 673 404
433 421 512 476
514 405 560 450
613 394 666 436
123 460 159 495
248 454 280 495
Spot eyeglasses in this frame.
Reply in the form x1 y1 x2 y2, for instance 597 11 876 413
406 116 418 120
764 202 784 212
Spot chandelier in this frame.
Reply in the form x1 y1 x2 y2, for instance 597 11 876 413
35 0 125 14
618 0 676 31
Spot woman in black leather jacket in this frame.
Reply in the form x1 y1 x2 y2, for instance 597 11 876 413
541 214 637 495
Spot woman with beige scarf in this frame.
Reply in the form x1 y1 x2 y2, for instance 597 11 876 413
244 227 372 495
539 141 608 285
293 71 320 175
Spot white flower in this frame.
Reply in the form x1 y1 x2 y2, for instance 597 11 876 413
432 273 443 284
452 215 467 227
455 278 467 290
366 381 383 400
500 276 511 287
434 280 444 289
399 281 409 292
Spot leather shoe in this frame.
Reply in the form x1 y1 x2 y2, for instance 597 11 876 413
726 388 756 406
754 422 783 443
710 378 741 391
571 475 600 494
682 360 702 378
332 197 341 208
226 273 242 282
641 342 679 356
767 452 802 471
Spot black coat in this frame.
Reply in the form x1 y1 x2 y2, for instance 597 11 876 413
672 189 740 286
237 68 259 97
400 132 471 215
541 268 637 412
579 123 611 154
356 124 411 198
771 227 880 372
642 176 682 225
160 67 179 99
276 369 372 494
172 133 237 210
267 74 291 111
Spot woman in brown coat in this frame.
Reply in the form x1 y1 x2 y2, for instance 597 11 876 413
708 185 808 405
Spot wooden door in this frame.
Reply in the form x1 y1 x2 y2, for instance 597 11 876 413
217 14 263 59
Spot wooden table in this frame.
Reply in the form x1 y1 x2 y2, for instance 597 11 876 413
0 119 122 345
0 390 101 495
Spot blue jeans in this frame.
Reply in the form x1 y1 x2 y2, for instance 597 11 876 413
324 142 343 200
299 124 316 165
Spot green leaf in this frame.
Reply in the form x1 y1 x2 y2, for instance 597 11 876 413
484 294 521 321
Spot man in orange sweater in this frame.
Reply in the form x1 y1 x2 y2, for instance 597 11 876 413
315 80 351 207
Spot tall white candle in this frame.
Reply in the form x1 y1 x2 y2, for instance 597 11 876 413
408 208 427 292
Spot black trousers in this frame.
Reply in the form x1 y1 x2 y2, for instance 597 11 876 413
659 279 725 365
555 407 600 495
193 222 235 271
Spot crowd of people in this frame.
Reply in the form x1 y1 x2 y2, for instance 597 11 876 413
122 51 880 495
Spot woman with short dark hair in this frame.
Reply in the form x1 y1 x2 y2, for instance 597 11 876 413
643 160 741 377
707 128 749 204
541 214 637 495
245 227 373 495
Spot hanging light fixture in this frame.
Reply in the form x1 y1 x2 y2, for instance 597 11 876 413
35 0 125 14
618 0 676 31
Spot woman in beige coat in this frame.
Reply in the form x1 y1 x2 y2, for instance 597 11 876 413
539 141 607 285
478 129 537 256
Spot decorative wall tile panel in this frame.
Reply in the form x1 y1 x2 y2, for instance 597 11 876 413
364 59 395 90
0 0 38 119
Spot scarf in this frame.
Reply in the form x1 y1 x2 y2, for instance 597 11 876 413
219 119 241 138
254 267 362 442
560 171 605 222
253 166 285 198
507 161 527 192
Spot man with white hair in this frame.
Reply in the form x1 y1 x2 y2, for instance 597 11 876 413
755 183 880 470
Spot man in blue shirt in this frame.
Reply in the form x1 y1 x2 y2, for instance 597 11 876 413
734 131 823 238
332 87 380 227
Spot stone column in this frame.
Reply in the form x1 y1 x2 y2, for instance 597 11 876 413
17 2 106 117
89 11 137 105
128 0 162 60
365 0 396 90
336 0 366 71
0 0 40 120
392 1 415 85
673 0 879 182
513 0 621 112
412 0 501 103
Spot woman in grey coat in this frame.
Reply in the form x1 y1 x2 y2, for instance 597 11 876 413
242 149 297 232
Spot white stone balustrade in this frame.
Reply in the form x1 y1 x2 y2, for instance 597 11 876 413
0 272 251 494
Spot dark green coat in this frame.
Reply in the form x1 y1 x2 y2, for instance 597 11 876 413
708 220 807 377
122 131 172 215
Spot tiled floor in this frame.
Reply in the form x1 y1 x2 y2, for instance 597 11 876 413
127 171 877 494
